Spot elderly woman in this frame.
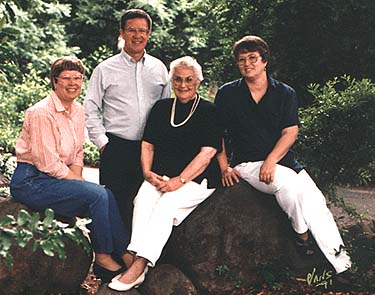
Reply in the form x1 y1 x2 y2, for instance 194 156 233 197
108 56 222 291
10 57 131 283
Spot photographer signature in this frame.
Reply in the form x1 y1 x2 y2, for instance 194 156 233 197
306 267 333 289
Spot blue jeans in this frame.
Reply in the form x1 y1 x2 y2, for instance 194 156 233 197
10 163 129 255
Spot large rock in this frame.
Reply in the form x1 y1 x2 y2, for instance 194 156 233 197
0 197 92 295
166 180 328 294
97 264 198 295
140 264 198 295
97 285 141 295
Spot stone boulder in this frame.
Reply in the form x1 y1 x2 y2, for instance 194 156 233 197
97 285 141 295
97 264 198 295
140 264 198 295
0 197 92 295
166 180 328 294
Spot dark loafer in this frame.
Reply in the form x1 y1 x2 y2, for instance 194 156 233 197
93 263 126 283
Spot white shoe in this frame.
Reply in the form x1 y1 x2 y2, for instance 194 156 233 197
111 265 148 282
108 266 148 291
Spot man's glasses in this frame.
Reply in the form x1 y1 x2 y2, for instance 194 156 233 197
57 74 84 83
237 55 261 66
172 76 196 86
125 27 149 35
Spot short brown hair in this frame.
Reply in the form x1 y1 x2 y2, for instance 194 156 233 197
120 8 152 31
50 57 85 90
233 35 270 63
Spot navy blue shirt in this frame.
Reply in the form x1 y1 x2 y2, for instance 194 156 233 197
143 97 223 188
215 77 303 172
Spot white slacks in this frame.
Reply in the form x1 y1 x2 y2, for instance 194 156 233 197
235 161 352 274
127 180 215 267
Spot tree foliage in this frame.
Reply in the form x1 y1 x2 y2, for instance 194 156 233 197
297 75 375 189
0 0 79 152
0 0 374 185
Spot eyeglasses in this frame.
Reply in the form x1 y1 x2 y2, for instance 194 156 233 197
56 74 84 83
124 27 149 34
172 76 196 86
237 55 262 65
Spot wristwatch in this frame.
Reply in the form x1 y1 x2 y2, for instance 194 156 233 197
179 175 186 184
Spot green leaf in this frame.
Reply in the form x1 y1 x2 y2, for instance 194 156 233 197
0 16 6 29
0 214 16 226
27 212 40 231
5 2 16 22
0 235 12 250
62 229 77 240
17 209 31 226
1 228 17 236
0 26 21 36
15 229 33 247
43 208 54 228
0 250 13 267
40 241 55 257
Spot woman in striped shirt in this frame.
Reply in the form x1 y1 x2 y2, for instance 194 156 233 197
10 57 131 283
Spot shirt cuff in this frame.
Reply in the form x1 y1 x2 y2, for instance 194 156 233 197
71 162 84 167
96 134 109 150
54 165 70 179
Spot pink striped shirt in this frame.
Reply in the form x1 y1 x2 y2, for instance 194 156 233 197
16 91 85 179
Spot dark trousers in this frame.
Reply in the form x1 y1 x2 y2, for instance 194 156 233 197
100 133 144 231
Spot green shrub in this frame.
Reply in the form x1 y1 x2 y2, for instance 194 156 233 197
83 140 100 168
0 70 49 153
0 208 91 267
297 75 375 191
0 152 16 180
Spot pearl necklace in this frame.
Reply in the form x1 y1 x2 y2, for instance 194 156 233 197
170 94 201 128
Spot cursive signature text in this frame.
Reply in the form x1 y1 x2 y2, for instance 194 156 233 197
306 267 333 289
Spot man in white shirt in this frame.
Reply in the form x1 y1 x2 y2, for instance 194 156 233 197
84 9 171 229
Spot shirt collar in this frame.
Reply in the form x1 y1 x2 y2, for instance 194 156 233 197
239 74 277 90
50 91 79 115
121 49 147 64
50 91 66 113
267 75 277 89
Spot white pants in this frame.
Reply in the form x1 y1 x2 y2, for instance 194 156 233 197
127 180 215 267
235 161 352 274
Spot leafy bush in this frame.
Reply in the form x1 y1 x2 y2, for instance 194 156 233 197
83 140 100 168
0 208 91 267
297 75 375 191
0 152 16 180
0 69 49 153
